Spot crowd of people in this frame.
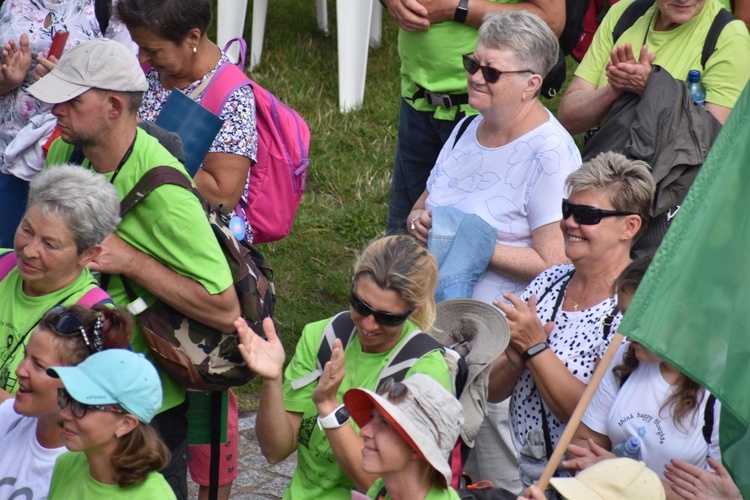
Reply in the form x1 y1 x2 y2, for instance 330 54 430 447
0 0 748 498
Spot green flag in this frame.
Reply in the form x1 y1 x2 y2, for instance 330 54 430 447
619 81 750 495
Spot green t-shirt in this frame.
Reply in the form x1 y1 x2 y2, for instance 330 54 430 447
366 478 461 499
48 451 176 499
398 0 519 120
46 129 234 411
576 0 750 109
282 315 452 499
0 259 101 394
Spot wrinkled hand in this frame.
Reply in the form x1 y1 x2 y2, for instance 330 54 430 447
87 233 138 276
665 457 742 500
33 54 58 82
413 0 456 24
561 439 615 472
410 209 432 246
605 43 656 96
382 0 430 31
312 338 346 415
494 294 553 354
237 317 286 381
1 35 32 92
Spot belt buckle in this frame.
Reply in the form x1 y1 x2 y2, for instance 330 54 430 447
424 90 453 109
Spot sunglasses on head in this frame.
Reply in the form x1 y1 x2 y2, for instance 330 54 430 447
562 199 637 225
349 283 413 327
57 388 127 419
43 306 102 352
462 54 533 84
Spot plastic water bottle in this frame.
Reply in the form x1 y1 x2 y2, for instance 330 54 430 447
612 435 642 460
687 70 706 106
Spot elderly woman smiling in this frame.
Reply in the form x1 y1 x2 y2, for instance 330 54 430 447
0 165 120 402
488 152 656 489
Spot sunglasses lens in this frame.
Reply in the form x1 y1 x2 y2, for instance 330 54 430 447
349 290 371 317
350 287 409 327
577 207 602 225
463 55 478 75
481 67 501 84
388 382 409 403
373 312 407 327
56 313 83 335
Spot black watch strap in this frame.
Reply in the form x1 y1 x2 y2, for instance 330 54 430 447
522 341 549 361
454 0 469 23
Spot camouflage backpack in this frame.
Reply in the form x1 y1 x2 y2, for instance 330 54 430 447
115 166 275 390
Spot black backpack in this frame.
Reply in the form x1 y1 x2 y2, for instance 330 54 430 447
541 0 592 98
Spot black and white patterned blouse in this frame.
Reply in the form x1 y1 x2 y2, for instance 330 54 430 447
510 264 622 450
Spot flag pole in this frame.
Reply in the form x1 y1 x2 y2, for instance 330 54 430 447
535 332 626 492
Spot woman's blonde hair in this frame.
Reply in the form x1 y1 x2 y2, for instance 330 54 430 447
111 422 170 487
353 235 438 331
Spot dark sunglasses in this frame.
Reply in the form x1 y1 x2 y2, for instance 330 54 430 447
562 199 637 225
349 284 413 327
57 388 127 419
462 54 533 84
43 306 102 352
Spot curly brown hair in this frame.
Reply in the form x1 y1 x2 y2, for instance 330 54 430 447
612 255 706 431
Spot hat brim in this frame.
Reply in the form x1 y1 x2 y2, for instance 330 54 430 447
47 365 118 406
433 299 510 364
343 387 452 487
549 476 605 500
26 72 90 104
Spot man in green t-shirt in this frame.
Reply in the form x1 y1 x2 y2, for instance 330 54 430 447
27 39 239 500
382 0 565 234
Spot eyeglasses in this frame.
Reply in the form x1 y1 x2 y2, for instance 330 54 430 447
376 381 442 446
57 388 127 419
42 306 102 352
349 284 413 327
462 54 533 84
562 199 637 225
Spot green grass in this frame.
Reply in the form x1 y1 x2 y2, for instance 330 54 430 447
223 0 580 412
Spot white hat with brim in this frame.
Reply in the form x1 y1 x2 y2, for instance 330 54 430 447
27 38 147 104
549 458 666 500
343 374 463 488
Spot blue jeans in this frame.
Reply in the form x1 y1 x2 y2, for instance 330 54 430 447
385 99 463 234
0 173 29 247
428 206 497 302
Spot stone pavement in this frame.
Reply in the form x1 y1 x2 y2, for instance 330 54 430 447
187 412 298 499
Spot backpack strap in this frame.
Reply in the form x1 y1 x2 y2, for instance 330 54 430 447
612 0 655 44
200 62 252 117
119 166 197 217
601 306 620 341
702 9 734 69
0 252 16 281
452 115 478 150
77 287 113 307
703 393 717 444
222 38 248 70
289 311 357 390
374 331 444 394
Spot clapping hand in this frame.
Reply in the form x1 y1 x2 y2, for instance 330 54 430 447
237 317 286 381
1 34 32 94
605 43 656 96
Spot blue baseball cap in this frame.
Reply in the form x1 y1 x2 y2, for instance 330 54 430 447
47 349 162 423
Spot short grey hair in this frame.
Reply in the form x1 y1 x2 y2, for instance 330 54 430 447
27 164 121 253
566 152 656 239
478 11 560 78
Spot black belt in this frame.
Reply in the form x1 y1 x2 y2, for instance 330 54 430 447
410 85 469 110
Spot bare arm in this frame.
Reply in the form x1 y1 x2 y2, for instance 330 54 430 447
703 103 732 125
487 346 527 402
89 234 240 332
0 390 11 404
558 76 621 134
312 340 378 491
412 0 565 35
194 152 251 208
238 317 303 463
488 221 567 284
495 294 588 422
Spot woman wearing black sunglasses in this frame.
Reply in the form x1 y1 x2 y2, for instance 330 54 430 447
0 165 120 403
0 305 131 499
407 12 581 492
488 151 655 491
236 235 451 499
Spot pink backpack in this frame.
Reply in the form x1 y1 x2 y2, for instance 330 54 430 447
201 39 310 243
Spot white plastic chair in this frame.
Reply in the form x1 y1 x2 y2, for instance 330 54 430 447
217 0 382 113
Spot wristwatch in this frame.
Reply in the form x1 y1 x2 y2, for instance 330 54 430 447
317 405 350 430
454 0 469 23
522 341 549 361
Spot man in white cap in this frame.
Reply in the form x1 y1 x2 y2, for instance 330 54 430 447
26 38 240 499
